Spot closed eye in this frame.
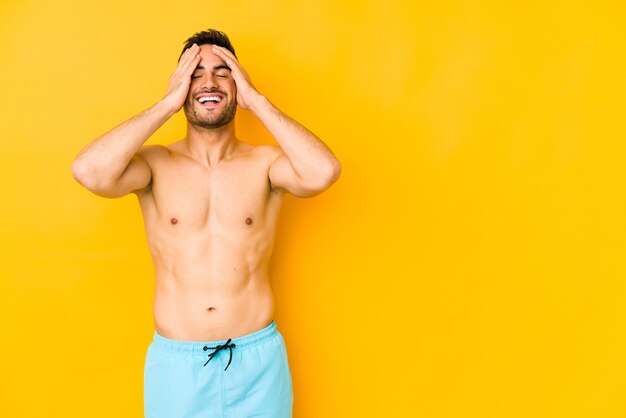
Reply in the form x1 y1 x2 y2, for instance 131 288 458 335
213 65 231 79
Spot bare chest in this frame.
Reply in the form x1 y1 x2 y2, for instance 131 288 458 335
140 158 276 230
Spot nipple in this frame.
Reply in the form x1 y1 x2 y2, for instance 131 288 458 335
170 218 178 225
245 217 253 225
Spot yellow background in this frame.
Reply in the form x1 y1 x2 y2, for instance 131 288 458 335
1 0 626 417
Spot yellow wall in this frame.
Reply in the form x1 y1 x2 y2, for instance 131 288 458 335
1 0 626 416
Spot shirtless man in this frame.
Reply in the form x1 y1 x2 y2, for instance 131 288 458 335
71 29 340 418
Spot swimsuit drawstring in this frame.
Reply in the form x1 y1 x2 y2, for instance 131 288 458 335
203 339 236 371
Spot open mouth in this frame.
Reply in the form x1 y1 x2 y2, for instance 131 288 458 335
196 94 224 106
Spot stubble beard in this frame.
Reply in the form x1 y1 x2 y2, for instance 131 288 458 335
184 96 237 129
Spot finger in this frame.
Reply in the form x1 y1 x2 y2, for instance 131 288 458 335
182 46 200 69
182 53 201 75
177 44 196 67
177 44 200 71
173 57 200 85
212 44 236 59
211 45 239 68
212 47 237 67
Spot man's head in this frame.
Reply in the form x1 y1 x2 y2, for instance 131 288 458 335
181 29 238 130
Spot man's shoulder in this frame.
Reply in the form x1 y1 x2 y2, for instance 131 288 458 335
249 144 283 163
137 144 170 159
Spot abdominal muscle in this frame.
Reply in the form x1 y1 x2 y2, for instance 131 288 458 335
148 226 276 342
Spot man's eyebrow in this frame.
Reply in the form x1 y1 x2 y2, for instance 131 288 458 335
193 65 231 72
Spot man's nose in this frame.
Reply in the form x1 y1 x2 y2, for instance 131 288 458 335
202 74 220 89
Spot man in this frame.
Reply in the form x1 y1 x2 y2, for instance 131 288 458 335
72 29 341 418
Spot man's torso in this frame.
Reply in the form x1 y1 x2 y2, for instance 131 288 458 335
135 140 284 341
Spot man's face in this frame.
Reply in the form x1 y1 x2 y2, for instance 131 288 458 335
183 44 237 129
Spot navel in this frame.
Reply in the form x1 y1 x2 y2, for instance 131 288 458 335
207 307 216 312
245 217 253 225
170 217 178 225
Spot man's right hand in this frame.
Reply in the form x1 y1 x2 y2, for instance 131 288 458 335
72 45 201 197
161 43 201 113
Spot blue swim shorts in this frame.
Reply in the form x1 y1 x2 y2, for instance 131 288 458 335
143 321 293 418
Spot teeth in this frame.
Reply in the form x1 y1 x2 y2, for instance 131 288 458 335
199 96 222 103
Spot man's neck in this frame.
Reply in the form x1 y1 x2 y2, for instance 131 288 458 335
183 122 238 167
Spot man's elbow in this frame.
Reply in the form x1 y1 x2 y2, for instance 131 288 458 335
72 158 92 188
304 159 342 196
324 158 342 187
71 158 112 194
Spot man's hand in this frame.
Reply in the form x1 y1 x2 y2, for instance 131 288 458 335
211 45 263 110
161 44 201 112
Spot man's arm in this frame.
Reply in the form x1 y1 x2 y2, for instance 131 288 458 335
212 45 341 197
71 44 202 197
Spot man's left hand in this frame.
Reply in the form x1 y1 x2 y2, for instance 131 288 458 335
212 45 263 110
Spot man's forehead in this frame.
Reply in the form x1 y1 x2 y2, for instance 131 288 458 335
197 44 226 65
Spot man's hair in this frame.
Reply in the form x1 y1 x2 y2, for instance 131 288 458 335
179 29 236 61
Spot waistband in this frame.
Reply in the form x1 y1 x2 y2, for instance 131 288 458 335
151 321 278 354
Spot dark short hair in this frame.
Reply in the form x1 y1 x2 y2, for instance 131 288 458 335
179 29 236 61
